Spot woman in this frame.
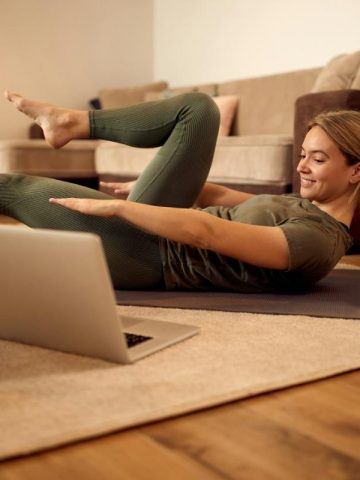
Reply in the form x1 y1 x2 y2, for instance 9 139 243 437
2 91 360 292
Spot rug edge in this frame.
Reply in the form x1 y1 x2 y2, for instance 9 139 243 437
1 363 359 462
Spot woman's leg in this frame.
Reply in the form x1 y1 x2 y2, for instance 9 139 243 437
90 93 220 207
6 91 220 207
2 93 220 288
0 174 162 289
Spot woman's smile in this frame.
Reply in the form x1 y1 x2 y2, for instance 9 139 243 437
300 177 316 188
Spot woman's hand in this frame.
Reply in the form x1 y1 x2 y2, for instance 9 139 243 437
99 180 136 198
49 197 121 217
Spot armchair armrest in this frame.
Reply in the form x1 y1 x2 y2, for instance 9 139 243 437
293 89 360 251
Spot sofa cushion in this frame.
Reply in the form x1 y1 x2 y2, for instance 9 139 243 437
95 134 293 190
311 51 360 92
0 140 98 178
218 68 321 136
98 81 168 109
210 135 293 186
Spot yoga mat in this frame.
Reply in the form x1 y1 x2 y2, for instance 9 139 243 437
115 269 360 319
1 305 360 460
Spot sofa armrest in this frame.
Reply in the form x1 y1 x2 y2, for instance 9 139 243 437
293 89 360 251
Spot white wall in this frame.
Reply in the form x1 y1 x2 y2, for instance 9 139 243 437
154 0 360 87
2 0 359 139
0 0 154 139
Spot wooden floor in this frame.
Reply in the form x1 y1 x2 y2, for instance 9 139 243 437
0 371 359 480
0 218 359 479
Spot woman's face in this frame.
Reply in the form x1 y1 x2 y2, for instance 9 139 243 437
297 126 359 204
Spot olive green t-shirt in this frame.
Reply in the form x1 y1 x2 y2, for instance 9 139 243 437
159 194 353 293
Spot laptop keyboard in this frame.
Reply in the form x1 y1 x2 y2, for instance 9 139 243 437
124 332 153 348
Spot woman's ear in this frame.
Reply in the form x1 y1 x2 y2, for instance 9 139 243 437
350 162 360 184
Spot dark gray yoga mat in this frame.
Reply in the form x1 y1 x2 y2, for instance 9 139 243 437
115 269 360 319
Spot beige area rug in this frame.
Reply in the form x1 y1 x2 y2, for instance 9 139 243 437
1 305 360 460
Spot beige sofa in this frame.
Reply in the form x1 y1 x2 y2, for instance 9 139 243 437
96 51 360 196
96 68 320 195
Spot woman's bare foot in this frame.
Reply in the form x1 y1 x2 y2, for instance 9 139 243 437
5 90 89 149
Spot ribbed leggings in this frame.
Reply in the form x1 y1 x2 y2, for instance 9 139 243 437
0 93 220 289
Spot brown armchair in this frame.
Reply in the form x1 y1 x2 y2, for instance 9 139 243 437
293 89 360 252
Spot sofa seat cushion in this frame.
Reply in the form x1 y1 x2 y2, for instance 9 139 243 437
95 134 293 191
210 135 293 186
0 140 98 178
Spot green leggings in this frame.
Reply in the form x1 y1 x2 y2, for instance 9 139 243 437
0 93 220 289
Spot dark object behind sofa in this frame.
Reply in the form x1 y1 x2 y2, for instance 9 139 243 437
293 89 360 251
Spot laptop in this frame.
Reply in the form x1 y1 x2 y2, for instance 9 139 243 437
0 225 199 363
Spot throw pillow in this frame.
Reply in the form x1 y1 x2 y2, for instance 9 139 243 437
352 68 360 89
312 51 360 92
213 95 239 136
99 81 168 109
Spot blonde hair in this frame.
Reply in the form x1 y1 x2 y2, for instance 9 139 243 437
308 110 360 203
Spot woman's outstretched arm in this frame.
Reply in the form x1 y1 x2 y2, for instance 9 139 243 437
49 197 289 270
